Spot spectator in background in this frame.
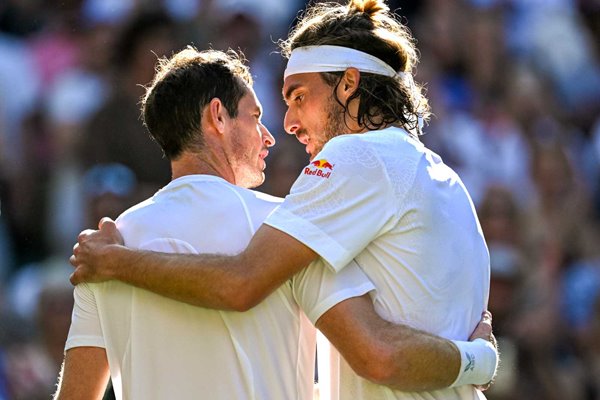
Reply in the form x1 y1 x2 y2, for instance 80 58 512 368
80 10 178 202
477 185 525 400
82 163 137 228
0 31 43 271
0 199 14 281
1 259 73 400
523 141 594 269
509 140 596 400
562 252 600 399
5 110 52 267
585 297 600 397
44 20 117 257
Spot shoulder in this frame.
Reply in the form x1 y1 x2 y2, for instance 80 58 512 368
115 196 155 227
310 133 387 180
319 128 420 162
222 185 283 217
235 187 283 207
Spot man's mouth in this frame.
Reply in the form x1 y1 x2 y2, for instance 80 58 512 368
296 130 309 145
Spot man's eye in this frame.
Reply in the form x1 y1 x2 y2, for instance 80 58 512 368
295 94 304 102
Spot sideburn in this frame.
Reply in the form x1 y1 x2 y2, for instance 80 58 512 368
324 93 348 139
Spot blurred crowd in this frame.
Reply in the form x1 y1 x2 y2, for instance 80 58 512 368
0 0 599 399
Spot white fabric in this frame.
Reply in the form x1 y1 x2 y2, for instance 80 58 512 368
265 126 490 400
66 175 374 400
450 339 498 387
284 45 404 79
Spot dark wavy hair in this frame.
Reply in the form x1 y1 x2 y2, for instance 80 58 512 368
141 47 252 159
280 0 429 137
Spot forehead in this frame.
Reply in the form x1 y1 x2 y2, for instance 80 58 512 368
239 87 261 110
282 72 327 98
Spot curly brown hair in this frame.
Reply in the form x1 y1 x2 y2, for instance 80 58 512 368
280 0 429 137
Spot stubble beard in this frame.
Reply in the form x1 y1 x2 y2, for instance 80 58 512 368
230 129 264 189
317 97 346 153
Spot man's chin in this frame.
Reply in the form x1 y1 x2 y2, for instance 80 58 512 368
242 173 265 189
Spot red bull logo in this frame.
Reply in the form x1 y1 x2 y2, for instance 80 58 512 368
304 159 334 179
311 159 334 170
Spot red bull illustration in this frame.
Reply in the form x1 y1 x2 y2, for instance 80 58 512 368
305 159 334 178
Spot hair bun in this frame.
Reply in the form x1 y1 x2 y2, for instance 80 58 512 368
348 0 389 17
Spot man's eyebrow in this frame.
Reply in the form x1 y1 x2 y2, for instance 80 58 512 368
283 83 302 101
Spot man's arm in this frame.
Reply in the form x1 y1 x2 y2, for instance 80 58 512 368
71 219 317 311
54 347 110 400
316 295 497 391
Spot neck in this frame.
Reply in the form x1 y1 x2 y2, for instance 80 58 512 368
344 97 391 133
171 150 235 184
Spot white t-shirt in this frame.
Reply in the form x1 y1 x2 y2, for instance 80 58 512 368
66 175 374 400
265 127 490 400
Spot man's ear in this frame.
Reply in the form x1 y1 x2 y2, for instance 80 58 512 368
337 67 361 102
206 97 227 134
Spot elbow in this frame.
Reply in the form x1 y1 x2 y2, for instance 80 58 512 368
213 253 272 312
348 343 397 385
220 274 264 312
226 290 261 312
357 350 397 386
351 344 413 390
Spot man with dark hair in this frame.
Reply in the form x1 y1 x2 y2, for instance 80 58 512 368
57 45 494 399
70 1 497 398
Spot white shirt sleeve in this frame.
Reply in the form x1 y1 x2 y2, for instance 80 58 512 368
292 259 376 325
265 137 398 272
65 283 105 350
65 238 197 352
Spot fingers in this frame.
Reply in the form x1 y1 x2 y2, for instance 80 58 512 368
77 229 98 243
98 217 116 230
474 313 498 392
469 311 494 341
70 269 81 286
482 310 492 325
70 223 121 286
470 324 492 342
99 217 124 245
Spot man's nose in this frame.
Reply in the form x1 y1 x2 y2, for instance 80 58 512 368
261 124 276 147
284 109 299 135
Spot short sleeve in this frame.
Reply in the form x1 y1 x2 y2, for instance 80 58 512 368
65 283 105 350
265 137 397 272
292 258 376 325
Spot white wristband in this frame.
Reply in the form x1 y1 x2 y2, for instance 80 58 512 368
450 338 498 387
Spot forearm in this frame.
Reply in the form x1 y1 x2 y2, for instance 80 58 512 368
72 224 317 311
317 295 497 391
346 321 497 391
370 321 459 391
317 296 457 390
104 245 252 310
54 347 109 400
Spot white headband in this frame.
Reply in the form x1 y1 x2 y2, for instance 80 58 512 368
284 45 407 80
